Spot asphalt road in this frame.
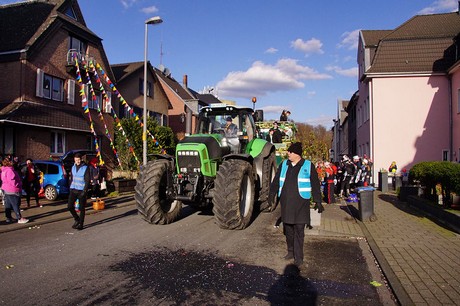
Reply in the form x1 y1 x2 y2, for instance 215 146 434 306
0 204 395 305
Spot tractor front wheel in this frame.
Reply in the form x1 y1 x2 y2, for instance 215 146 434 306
212 159 255 230
135 160 182 224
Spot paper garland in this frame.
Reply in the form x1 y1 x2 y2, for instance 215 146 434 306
74 57 103 165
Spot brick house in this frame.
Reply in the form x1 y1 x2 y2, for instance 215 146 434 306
154 69 221 140
342 12 460 184
0 0 117 169
111 61 171 125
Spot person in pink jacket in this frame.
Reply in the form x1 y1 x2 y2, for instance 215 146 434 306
1 157 29 224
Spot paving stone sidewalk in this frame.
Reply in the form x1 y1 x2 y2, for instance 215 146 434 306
318 191 460 306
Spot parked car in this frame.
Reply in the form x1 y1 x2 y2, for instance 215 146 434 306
60 149 97 174
29 160 70 201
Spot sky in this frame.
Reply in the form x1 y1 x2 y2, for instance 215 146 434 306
2 0 459 127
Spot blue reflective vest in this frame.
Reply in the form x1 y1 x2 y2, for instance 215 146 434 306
278 159 312 199
70 164 88 191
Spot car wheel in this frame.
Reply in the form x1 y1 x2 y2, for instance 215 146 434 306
44 185 58 201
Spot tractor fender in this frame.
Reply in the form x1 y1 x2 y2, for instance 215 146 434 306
222 153 254 164
148 153 175 168
253 142 276 183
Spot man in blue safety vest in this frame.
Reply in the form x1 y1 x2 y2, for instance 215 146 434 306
269 142 324 267
67 153 90 230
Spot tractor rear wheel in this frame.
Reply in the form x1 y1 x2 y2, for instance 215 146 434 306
258 152 276 212
212 159 255 230
135 160 182 224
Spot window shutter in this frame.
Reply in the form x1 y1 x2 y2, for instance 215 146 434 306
67 79 75 105
36 69 44 97
82 84 89 107
104 92 112 113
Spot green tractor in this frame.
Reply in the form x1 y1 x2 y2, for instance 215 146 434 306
135 104 276 229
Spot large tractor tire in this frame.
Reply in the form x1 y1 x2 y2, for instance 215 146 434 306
258 152 277 212
135 160 182 224
212 159 255 230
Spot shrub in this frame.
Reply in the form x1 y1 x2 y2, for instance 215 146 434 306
409 161 460 206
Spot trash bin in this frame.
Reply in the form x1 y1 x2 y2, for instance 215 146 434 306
357 186 377 222
392 175 402 190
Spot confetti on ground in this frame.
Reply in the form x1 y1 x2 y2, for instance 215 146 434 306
5 264 14 269
370 281 382 287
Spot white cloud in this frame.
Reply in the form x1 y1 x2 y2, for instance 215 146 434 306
261 105 286 116
290 38 324 55
307 91 316 98
120 0 138 9
304 115 335 128
338 29 360 50
216 58 332 98
141 6 159 14
418 0 457 14
326 65 358 78
265 47 278 54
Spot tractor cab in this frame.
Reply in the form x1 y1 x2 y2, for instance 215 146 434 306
196 104 256 154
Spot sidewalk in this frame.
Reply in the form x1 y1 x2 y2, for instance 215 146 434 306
314 191 460 306
0 193 136 234
1 190 459 305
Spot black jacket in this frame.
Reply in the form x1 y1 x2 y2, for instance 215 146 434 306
269 159 322 225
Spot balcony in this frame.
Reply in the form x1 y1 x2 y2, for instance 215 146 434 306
66 49 96 74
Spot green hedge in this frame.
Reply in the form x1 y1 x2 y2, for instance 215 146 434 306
409 161 460 205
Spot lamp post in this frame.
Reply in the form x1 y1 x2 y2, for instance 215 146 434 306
143 16 163 166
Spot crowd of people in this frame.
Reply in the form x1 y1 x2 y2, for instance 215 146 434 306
315 154 374 204
1 154 102 229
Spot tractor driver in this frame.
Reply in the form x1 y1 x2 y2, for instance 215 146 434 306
224 116 238 137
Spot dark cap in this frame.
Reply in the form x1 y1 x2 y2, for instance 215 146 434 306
226 117 232 121
287 142 302 156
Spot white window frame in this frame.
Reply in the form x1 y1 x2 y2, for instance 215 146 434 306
50 131 66 155
36 69 64 101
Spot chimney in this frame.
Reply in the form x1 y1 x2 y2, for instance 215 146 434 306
183 74 188 89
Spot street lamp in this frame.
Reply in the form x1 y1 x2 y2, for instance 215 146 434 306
143 16 163 166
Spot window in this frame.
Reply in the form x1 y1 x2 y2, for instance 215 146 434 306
82 84 104 110
139 78 153 97
50 131 65 154
69 36 87 54
442 150 449 161
36 69 64 101
87 135 101 151
65 6 77 20
458 89 460 113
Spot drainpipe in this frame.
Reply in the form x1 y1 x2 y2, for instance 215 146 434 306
448 74 453 161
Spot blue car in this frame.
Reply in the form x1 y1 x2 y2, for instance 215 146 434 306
33 160 70 201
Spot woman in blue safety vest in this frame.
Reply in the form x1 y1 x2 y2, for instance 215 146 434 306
269 142 324 268
67 153 90 230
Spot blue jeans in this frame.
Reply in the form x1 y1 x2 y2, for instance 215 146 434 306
4 193 22 220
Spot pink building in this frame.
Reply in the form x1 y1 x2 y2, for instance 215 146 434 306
348 12 460 184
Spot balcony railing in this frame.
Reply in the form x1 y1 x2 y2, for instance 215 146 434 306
66 49 95 66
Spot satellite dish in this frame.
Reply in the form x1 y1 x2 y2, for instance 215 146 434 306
164 68 171 77
158 64 165 73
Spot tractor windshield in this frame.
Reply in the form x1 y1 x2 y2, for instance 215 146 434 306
197 113 240 137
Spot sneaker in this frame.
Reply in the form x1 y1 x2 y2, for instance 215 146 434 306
39 205 43 208
18 218 29 224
